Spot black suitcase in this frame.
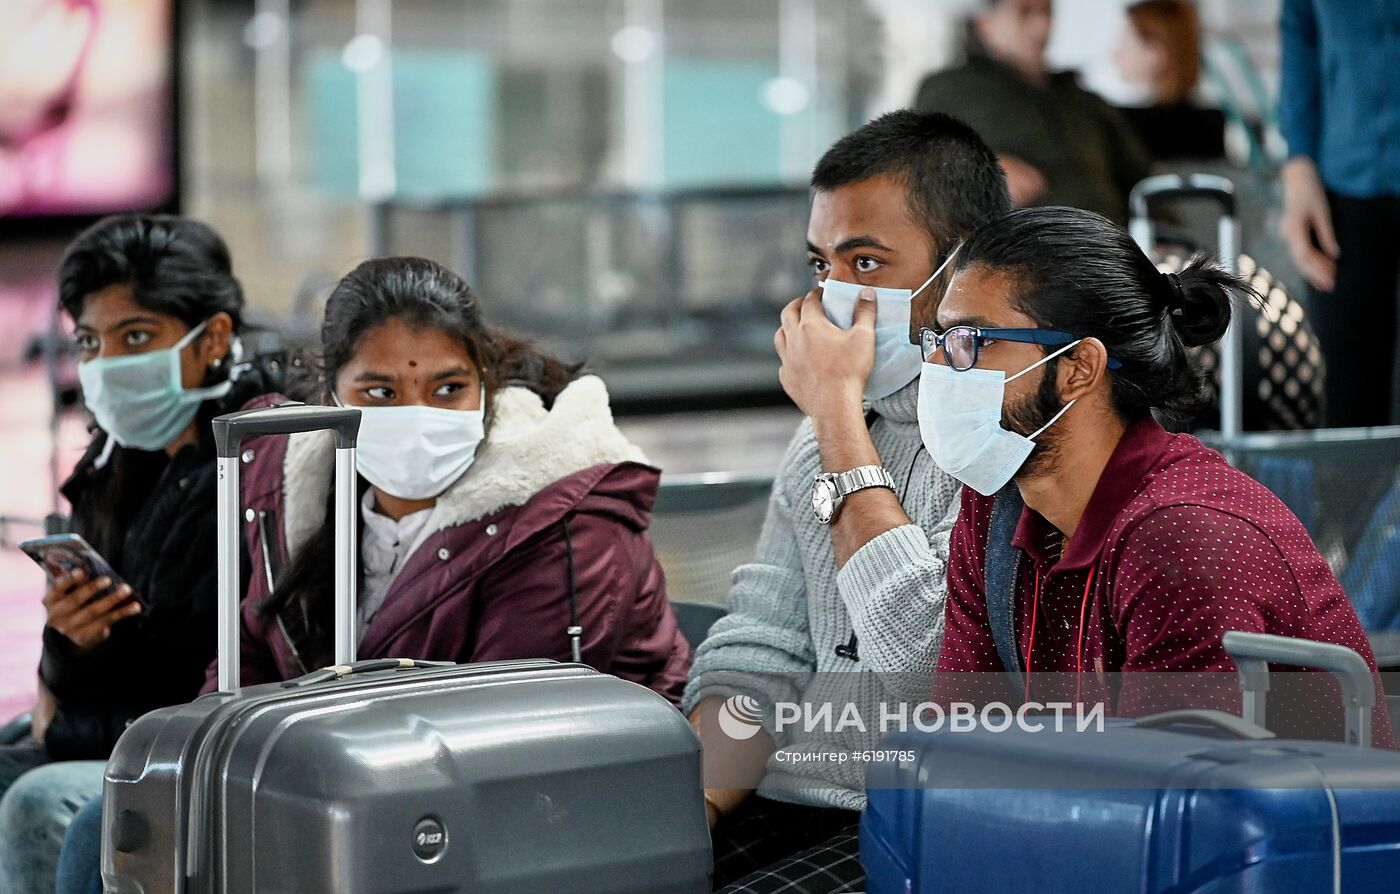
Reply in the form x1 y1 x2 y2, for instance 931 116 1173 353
102 403 711 893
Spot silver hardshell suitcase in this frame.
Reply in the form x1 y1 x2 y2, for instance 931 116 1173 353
102 403 711 893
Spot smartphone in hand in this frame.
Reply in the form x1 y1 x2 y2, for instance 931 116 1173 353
20 534 142 609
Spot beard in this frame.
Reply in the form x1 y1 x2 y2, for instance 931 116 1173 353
1001 361 1067 479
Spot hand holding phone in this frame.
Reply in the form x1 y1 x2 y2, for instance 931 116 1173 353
22 534 142 650
42 568 142 650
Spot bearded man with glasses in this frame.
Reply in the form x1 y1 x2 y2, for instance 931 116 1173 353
925 206 1390 746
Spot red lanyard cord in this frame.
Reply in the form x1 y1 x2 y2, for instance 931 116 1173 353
1022 561 1099 707
1074 561 1099 707
1023 571 1042 705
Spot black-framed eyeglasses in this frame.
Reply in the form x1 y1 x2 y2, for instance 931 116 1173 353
919 326 1123 372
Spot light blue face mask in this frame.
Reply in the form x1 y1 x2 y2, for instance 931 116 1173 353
77 319 231 455
820 245 962 401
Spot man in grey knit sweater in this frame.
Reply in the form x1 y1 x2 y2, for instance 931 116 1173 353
683 111 1011 892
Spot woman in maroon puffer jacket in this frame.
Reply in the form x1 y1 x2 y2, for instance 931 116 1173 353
201 256 690 703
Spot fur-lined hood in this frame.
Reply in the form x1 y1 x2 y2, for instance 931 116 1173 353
279 375 648 559
216 376 689 702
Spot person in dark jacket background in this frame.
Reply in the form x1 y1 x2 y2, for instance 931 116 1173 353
1112 0 1226 164
915 0 1152 222
211 256 690 700
0 214 277 894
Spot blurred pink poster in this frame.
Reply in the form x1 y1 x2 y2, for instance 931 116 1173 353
0 0 175 217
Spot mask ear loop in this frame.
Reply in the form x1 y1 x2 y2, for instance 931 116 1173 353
908 240 965 301
1027 398 1076 441
1005 338 1082 383
179 319 236 400
93 433 117 470
173 318 212 351
1007 338 1083 441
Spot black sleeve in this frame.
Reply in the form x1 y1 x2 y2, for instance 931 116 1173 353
41 703 136 761
38 470 234 758
112 481 229 711
1097 96 1155 200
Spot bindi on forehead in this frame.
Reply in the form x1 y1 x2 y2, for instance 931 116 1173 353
408 360 417 367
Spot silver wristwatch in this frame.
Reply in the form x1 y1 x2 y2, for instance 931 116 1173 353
811 465 896 525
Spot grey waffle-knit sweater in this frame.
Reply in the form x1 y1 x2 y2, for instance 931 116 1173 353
682 378 961 811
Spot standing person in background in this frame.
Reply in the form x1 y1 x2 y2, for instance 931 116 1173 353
0 215 280 894
1114 0 1226 163
1279 0 1400 427
915 0 1152 222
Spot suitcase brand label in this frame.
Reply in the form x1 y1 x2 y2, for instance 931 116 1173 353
412 817 448 862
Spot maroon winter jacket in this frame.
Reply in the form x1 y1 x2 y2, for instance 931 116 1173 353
202 377 690 703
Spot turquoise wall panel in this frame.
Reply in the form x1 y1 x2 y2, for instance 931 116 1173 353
308 49 497 199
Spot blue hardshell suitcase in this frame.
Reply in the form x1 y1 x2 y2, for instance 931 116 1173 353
862 633 1400 894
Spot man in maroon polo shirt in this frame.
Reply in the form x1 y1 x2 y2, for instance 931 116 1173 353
920 206 1391 745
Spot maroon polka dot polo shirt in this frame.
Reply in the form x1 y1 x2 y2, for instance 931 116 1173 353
935 416 1393 747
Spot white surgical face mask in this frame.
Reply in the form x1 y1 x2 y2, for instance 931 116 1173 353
339 388 487 501
77 319 230 453
820 247 961 401
916 340 1080 496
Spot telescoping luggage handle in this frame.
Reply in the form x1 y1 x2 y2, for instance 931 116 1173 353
1222 631 1376 747
212 403 361 694
1128 173 1243 441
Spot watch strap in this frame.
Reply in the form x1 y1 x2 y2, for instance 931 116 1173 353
831 465 896 498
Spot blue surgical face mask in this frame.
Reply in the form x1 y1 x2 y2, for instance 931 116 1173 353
820 246 961 401
77 319 230 455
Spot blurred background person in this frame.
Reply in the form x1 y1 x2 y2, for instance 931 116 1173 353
1279 0 1400 428
1113 0 1226 163
915 0 1152 221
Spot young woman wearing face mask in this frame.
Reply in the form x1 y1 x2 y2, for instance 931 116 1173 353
0 214 279 894
204 256 691 702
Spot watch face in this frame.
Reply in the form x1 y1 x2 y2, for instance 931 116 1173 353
812 478 837 524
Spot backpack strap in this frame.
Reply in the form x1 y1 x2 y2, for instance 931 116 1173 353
985 483 1027 698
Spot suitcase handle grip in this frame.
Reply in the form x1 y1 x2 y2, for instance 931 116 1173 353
1222 631 1375 747
1129 173 1236 217
281 658 456 688
1126 172 1243 437
212 402 360 457
1135 709 1275 740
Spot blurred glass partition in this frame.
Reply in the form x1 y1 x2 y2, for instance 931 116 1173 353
296 0 875 198
1200 428 1400 631
370 187 812 407
307 48 498 199
652 472 777 605
241 0 883 405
